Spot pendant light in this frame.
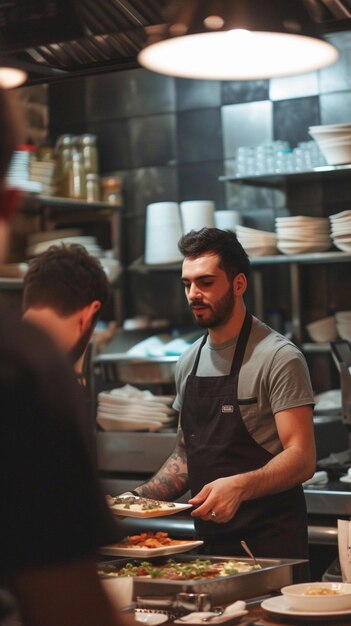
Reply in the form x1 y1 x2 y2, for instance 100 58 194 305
138 0 339 80
0 60 27 89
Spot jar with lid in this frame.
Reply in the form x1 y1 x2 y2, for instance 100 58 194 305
86 173 100 202
55 134 75 196
78 134 99 175
101 176 123 206
67 146 87 200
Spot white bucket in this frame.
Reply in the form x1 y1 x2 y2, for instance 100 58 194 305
144 202 183 264
180 200 215 234
214 210 243 231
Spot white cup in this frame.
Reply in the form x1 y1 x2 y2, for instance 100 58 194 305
144 202 183 264
214 210 243 231
180 200 215 234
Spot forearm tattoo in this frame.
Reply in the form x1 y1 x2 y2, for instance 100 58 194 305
136 426 189 501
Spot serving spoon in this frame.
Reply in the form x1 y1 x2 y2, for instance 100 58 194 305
240 540 258 567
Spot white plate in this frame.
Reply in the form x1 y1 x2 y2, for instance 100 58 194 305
339 475 351 483
110 499 192 518
173 608 247 624
98 539 204 557
261 595 351 618
135 612 168 625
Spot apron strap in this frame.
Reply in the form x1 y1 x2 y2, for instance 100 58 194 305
229 310 252 375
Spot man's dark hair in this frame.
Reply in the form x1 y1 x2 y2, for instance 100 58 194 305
23 244 111 321
178 227 250 281
0 88 23 193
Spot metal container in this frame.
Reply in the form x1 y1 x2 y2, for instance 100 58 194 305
98 555 308 606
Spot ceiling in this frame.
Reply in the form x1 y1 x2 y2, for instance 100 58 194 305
2 0 351 86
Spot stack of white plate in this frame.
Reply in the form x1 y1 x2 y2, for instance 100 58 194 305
26 232 103 258
275 216 331 255
96 384 177 432
309 124 351 165
235 225 277 256
329 210 351 252
7 150 43 193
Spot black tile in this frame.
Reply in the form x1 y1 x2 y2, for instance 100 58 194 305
49 78 87 137
176 78 221 110
177 108 223 163
86 70 135 121
127 70 176 116
129 165 178 217
88 119 131 172
224 181 277 212
221 80 269 105
178 160 225 207
273 96 320 148
319 92 351 125
130 114 177 168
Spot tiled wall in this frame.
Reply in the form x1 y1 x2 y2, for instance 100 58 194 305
47 31 351 352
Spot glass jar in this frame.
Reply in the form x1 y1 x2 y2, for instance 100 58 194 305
67 147 87 199
78 134 98 175
101 176 122 206
86 173 100 202
55 134 75 196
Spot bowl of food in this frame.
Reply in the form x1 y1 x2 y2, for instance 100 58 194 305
281 582 351 612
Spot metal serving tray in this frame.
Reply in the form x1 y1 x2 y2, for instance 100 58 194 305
98 554 308 605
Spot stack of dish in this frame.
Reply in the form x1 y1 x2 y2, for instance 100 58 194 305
96 384 177 432
309 123 351 165
26 230 103 258
275 216 331 255
7 150 43 193
329 210 351 252
235 225 277 256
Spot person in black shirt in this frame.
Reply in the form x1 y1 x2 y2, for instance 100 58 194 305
0 89 129 626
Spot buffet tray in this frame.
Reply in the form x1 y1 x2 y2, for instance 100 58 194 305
98 554 308 606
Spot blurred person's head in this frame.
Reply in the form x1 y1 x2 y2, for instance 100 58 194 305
0 88 24 261
23 243 111 365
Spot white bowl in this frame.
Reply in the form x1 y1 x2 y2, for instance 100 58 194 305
335 310 351 322
336 323 351 342
316 142 351 165
281 582 351 612
306 316 338 343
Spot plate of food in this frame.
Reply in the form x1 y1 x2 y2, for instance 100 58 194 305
99 531 204 557
107 495 192 518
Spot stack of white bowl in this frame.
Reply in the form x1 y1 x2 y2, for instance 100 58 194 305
306 316 338 343
335 310 351 341
329 210 351 252
235 225 277 257
275 216 331 255
180 200 215 234
144 202 183 265
309 123 351 165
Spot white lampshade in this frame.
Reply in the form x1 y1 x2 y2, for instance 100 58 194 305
138 0 339 80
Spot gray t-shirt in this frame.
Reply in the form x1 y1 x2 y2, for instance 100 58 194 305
174 316 314 456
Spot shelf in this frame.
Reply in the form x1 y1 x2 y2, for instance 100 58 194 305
129 256 182 273
302 342 332 353
219 163 351 188
22 194 122 213
250 251 351 265
0 277 23 290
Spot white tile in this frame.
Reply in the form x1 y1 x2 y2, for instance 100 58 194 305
269 72 319 101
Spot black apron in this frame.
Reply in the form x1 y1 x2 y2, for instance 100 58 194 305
181 311 308 558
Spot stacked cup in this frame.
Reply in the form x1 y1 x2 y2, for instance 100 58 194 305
214 210 242 231
144 202 183 265
180 200 215 234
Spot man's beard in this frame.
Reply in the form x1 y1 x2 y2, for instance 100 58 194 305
191 286 235 329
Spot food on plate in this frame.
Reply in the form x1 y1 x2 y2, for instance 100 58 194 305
303 586 341 596
99 558 261 580
108 495 177 512
117 531 192 549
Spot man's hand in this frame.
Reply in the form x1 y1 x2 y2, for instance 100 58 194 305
189 476 244 524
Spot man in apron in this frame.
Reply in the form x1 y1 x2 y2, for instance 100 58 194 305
132 227 316 558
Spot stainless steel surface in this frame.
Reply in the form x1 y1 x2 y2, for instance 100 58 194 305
176 593 211 613
308 525 338 544
98 555 308 605
304 481 351 514
97 431 176 472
